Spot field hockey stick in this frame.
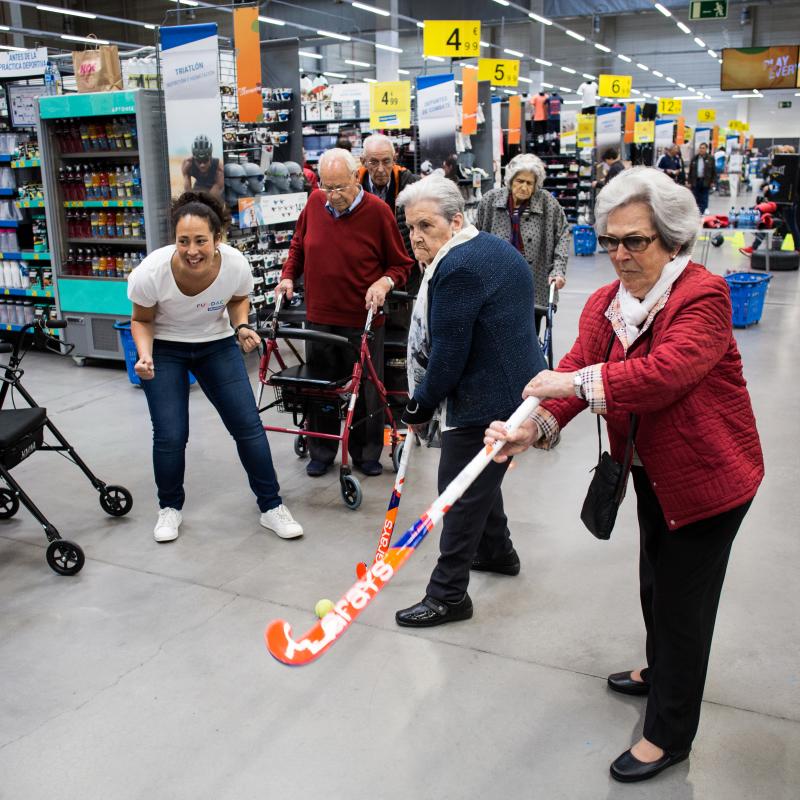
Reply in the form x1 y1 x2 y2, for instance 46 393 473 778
355 433 413 579
265 395 540 666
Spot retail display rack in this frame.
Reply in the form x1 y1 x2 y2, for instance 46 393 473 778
36 89 171 362
540 153 595 225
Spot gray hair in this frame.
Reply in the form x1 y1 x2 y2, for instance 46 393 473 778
396 175 465 222
504 153 546 191
318 147 358 173
363 133 395 155
594 166 700 255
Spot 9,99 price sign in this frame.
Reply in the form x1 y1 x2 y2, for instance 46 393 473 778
423 20 480 58
477 58 519 87
697 108 716 122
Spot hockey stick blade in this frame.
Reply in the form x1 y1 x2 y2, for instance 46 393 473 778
265 396 539 666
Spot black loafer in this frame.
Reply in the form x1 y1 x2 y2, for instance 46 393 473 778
607 670 649 696
610 748 690 783
395 594 473 627
306 460 331 477
471 549 521 576
353 459 383 476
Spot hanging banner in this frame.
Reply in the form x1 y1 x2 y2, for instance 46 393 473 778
634 120 655 144
676 116 686 145
624 103 636 144
0 47 48 78
462 68 478 136
655 119 674 148
710 125 719 149
160 24 224 200
369 81 411 128
233 6 262 123
560 110 577 152
507 95 522 145
596 107 622 150
491 96 502 184
423 20 480 58
577 113 595 148
417 74 457 169
478 58 519 87
695 127 712 151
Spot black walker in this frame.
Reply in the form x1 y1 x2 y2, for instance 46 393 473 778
0 318 133 575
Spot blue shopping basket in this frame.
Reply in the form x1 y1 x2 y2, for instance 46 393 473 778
724 272 772 328
114 321 196 386
572 225 596 256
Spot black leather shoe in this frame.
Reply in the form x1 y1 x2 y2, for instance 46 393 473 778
353 459 383 476
395 594 473 627
306 460 331 477
607 670 649 696
610 748 690 783
470 549 521 576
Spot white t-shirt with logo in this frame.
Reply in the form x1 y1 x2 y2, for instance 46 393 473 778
577 81 597 109
127 242 253 343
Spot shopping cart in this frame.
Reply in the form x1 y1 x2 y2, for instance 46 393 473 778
256 295 405 510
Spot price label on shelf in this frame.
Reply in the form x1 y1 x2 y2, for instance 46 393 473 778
658 98 682 115
634 120 655 143
477 58 519 87
423 20 481 58
577 114 595 147
598 74 632 98
697 108 716 122
369 81 411 128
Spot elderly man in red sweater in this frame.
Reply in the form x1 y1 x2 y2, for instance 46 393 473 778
278 148 413 477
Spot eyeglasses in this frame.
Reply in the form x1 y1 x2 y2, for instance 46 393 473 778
320 184 354 195
366 158 393 169
598 234 658 253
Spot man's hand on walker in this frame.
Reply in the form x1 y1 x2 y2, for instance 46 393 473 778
276 278 294 300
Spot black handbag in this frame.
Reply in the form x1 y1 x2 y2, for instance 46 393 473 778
580 335 639 540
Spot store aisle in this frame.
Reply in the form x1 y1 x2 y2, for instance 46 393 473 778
0 211 798 798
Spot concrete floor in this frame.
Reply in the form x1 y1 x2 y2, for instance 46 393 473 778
1 189 799 799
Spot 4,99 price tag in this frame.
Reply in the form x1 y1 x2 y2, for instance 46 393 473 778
477 58 519 87
423 20 481 58
658 98 682 115
598 74 633 98
369 81 411 129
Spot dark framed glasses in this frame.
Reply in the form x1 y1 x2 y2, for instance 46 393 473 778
598 234 658 253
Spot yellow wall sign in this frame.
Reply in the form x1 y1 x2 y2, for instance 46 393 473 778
697 108 716 122
369 81 411 129
598 74 632 98
658 98 682 115
477 58 519 86
728 119 749 132
423 20 480 58
577 114 595 147
634 120 655 143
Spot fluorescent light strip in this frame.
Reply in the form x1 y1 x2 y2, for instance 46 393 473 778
62 33 109 44
258 16 285 26
398 68 410 75
652 69 664 77
493 0 511 6
562 100 583 104
582 73 596 80
173 0 199 5
529 13 552 26
416 21 424 29
677 22 691 34
364 77 377 83
708 49 717 58
480 41 490 48
732 93 760 98
375 42 403 53
298 51 323 60
36 4 96 19
678 82 686 88
518 76 532 84
425 55 445 63
352 1 390 16
617 54 632 62
345 59 371 67
503 90 517 96
0 24 9 30
504 48 524 58
654 3 671 16
637 63 649 71
631 89 641 94
594 43 611 53
317 29 351 42
565 30 585 42
694 37 705 48
535 58 552 67
0 44 27 51
561 66 576 74
666 76 676 83
455 79 463 84
643 93 652 98
461 63 478 70
323 71 347 79
541 82 554 88
559 86 573 92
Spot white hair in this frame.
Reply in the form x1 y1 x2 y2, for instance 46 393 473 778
396 175 464 222
594 166 700 255
504 153 546 191
318 147 358 173
363 133 395 155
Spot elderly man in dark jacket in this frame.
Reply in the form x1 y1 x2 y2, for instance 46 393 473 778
394 176 547 627
688 142 717 213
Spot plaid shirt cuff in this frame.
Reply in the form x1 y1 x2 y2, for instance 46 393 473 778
577 363 606 414
530 407 561 450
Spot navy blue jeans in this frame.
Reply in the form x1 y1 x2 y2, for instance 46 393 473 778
141 336 281 512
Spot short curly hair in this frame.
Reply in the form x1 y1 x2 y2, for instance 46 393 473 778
504 153 546 192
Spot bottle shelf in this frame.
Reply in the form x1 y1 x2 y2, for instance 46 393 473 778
63 199 143 208
67 237 146 246
59 274 128 282
11 159 41 168
0 188 16 197
1 287 55 298
59 150 139 159
0 154 10 163
17 200 45 208
0 251 51 261
1 322 61 333
0 220 19 228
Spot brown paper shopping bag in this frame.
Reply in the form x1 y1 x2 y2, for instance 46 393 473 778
72 38 123 93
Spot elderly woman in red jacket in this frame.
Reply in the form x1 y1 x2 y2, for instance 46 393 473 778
486 166 763 783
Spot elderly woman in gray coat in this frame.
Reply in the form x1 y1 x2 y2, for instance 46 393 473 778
476 153 570 333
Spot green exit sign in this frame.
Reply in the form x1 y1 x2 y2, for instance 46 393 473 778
779 101 792 109
690 0 728 20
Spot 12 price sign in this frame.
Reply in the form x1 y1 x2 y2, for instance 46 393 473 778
478 58 519 87
423 20 481 58
658 98 682 115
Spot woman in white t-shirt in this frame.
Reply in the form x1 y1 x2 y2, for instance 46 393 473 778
128 191 302 543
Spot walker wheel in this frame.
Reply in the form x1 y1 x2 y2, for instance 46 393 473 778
0 488 19 519
391 440 404 473
46 539 85 576
99 485 133 517
341 475 362 510
293 435 308 458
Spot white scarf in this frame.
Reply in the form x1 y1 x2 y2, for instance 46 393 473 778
618 254 689 344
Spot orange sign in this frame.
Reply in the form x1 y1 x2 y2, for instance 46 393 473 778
461 68 478 135
508 95 521 145
234 7 263 123
711 125 719 150
624 103 636 144
676 116 685 145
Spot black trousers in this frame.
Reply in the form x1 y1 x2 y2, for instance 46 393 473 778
632 467 752 752
427 426 513 603
305 323 385 464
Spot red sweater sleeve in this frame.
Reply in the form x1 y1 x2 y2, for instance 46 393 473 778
377 202 413 288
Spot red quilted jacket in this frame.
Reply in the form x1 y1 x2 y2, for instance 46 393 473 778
543 262 764 529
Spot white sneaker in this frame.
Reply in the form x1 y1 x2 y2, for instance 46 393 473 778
154 507 182 542
260 504 303 539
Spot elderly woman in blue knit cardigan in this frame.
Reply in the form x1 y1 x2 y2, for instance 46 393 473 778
393 176 548 627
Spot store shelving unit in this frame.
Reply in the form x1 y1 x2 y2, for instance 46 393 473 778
540 154 594 225
36 89 171 362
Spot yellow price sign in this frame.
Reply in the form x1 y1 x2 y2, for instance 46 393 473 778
658 98 682 115
728 119 749 132
423 20 480 58
697 108 716 123
598 74 632 98
576 114 595 147
369 81 411 129
477 58 519 86
634 120 655 144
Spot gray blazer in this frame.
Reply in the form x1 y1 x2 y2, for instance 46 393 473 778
475 186 569 308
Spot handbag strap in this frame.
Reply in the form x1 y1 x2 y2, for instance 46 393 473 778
595 333 617 462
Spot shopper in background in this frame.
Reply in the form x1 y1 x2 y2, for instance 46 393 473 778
688 142 716 213
475 153 569 334
181 134 224 200
335 136 352 151
128 191 303 543
594 148 626 190
442 154 460 183
277 148 413 477
484 167 763 783
395 176 547 628
656 144 684 184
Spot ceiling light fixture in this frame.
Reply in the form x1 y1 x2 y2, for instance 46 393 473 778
694 37 705 48
364 77 377 83
480 41 490 48
504 48 524 58
345 59 371 67
528 13 553 26
666 76 676 83
352 1 390 16
678 82 687 88
565 30 585 42
677 21 691 34
398 68 410 75
375 42 403 53
559 86 573 93
518 76 532 83
541 82 554 88
461 63 478 70
582 73 596 80
708 49 717 57
654 3 672 16
535 58 552 67
493 0 511 6
732 93 760 98
61 33 109 44
258 16 285 26
637 63 649 71
561 66 576 74
323 71 347 79
643 92 652 98
425 55 445 63
36 4 96 19
416 21 424 29
652 69 664 77
298 51 323 60
594 43 611 53
317 29 351 42
0 44 27 51
617 54 632 62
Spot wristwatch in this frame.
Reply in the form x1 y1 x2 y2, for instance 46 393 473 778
573 371 586 400
234 323 253 338
383 275 394 290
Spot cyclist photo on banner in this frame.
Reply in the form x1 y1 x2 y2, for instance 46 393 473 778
182 134 224 199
